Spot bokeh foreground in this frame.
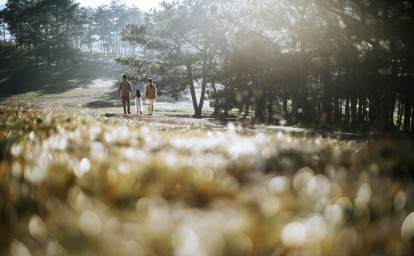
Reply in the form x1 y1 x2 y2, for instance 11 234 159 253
1 107 414 256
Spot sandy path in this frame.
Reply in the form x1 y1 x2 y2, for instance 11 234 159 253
0 51 224 129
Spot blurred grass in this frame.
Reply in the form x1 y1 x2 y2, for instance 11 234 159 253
1 107 414 256
0 130 20 161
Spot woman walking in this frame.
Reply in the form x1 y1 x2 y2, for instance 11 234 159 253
143 78 157 115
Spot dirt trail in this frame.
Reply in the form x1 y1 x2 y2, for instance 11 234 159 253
0 49 223 129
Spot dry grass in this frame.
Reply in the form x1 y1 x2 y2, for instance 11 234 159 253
1 106 414 256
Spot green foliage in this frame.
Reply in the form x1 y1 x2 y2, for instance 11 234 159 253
3 0 80 63
118 0 229 118
2 0 143 64
3 0 412 129
116 0 414 130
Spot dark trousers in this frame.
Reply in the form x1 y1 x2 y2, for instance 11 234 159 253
121 96 130 113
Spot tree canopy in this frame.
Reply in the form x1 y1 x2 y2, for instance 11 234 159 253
2 0 413 132
2 0 143 66
118 0 414 131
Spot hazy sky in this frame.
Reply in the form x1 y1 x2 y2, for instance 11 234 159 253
75 0 164 11
0 0 165 12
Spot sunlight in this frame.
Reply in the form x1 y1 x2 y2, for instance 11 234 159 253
90 141 106 160
79 158 91 174
323 203 344 227
173 227 200 256
10 240 30 256
80 210 102 237
11 161 23 178
260 196 282 216
281 222 306 247
402 212 414 241
307 174 330 198
29 215 47 239
394 190 407 212
89 78 113 87
74 0 165 12
24 166 46 184
0 0 413 254
293 167 315 193
305 215 327 241
75 191 93 211
355 183 372 205
268 176 290 195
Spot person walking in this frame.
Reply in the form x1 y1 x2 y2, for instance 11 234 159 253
143 78 157 115
135 89 143 116
118 74 133 114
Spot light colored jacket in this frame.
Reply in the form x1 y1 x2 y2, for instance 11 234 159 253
119 80 132 97
144 83 157 99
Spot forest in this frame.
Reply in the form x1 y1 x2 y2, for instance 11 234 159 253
2 1 414 256
1 0 414 132
1 0 414 133
0 0 143 57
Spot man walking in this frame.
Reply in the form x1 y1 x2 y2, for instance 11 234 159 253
119 74 133 114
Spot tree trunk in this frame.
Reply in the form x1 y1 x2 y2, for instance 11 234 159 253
397 100 403 129
241 87 251 118
283 90 288 120
254 77 266 122
411 104 414 132
345 97 350 125
2 23 5 42
186 63 202 118
267 89 273 122
358 95 364 126
351 95 357 127
211 82 219 115
55 5 60 66
321 62 332 125
363 97 368 124
300 36 310 123
64 18 69 66
334 96 340 124
404 102 412 132
244 101 250 118
199 56 209 114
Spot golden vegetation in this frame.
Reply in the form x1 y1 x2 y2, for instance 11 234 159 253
1 107 414 256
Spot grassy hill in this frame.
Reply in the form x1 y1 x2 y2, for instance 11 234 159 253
0 44 124 97
0 44 209 117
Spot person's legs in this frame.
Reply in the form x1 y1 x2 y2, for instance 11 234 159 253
122 97 127 114
126 97 131 114
137 104 142 116
146 99 155 115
